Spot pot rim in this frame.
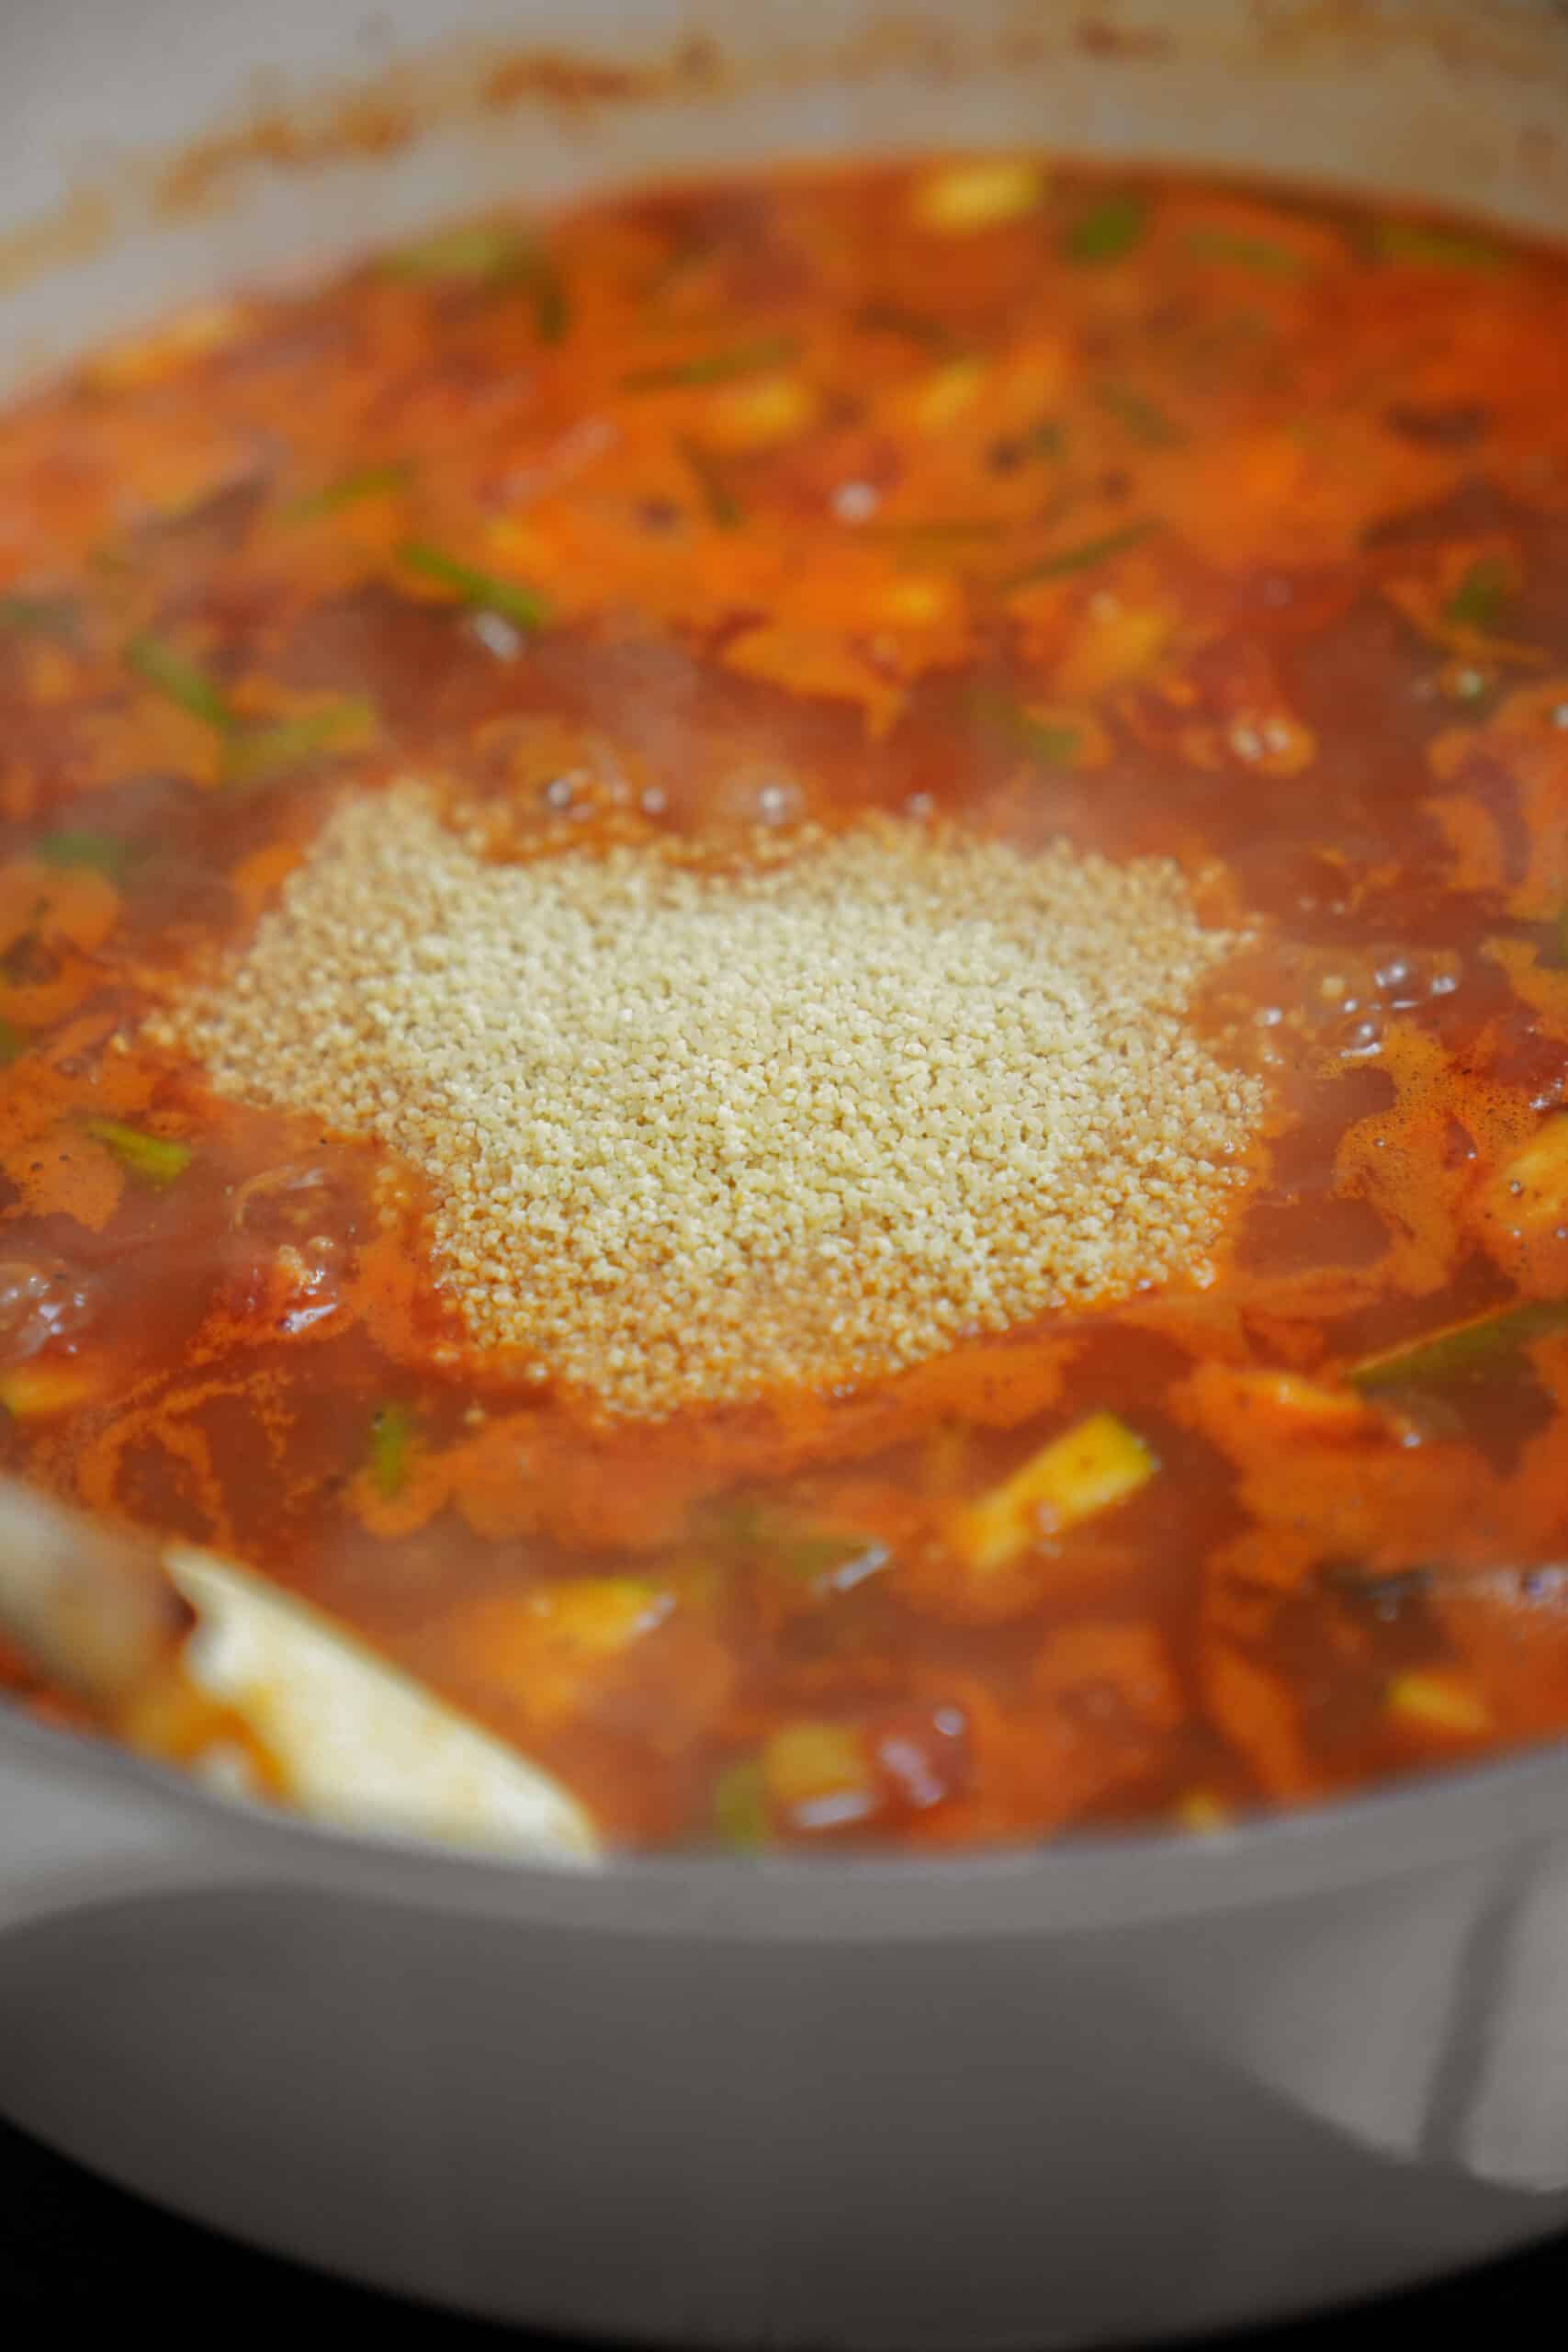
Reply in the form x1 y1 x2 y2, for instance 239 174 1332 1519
5 1691 1565 1943
5 0 1568 1951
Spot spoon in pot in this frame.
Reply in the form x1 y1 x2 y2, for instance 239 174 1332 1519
0 1477 598 1862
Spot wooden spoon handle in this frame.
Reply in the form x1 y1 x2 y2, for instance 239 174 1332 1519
0 1476 188 1715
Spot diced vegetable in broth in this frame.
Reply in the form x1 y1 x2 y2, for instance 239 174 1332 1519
84 1119 193 1190
911 160 1048 234
952 1414 1156 1575
1386 1671 1493 1741
0 153 1566 1855
0 1362 106 1419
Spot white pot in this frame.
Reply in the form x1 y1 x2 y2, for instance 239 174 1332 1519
2 4 1568 2338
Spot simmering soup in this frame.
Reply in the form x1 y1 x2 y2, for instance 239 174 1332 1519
1 156 1567 1851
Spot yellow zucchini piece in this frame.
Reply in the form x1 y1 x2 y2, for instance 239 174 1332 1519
1054 603 1173 700
912 358 987 432
0 1361 105 1419
1174 1790 1232 1835
911 160 1047 234
952 1410 1156 1574
705 375 817 450
525 1577 672 1655
444 1577 674 1736
761 1720 877 1828
1483 1112 1568 1242
87 300 248 390
1386 1670 1492 1738
878 574 959 627
1213 1368 1373 1430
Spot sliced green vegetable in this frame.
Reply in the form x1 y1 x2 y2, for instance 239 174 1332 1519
986 424 1069 472
387 220 569 339
621 334 798 392
1322 1562 1434 1610
0 935 39 987
89 543 135 582
714 1497 886 1590
224 697 377 788
863 518 1013 546
124 633 233 731
85 1117 193 1190
1442 553 1513 632
31 831 129 876
1095 383 1185 448
711 1759 771 1851
386 220 529 283
523 254 570 345
1064 194 1148 266
0 594 75 637
1184 227 1309 276
1004 519 1156 589
1369 219 1506 271
368 1402 418 1500
1445 663 1494 706
970 689 1080 766
284 462 412 520
1014 714 1081 764
397 542 550 632
643 232 725 307
855 303 957 353
130 627 371 785
779 1533 885 1585
675 435 742 530
1348 1298 1568 1393
1185 311 1274 375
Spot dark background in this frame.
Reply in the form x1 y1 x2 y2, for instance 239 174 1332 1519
0 2114 1559 2336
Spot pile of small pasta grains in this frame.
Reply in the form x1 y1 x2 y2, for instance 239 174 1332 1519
158 786 1264 1417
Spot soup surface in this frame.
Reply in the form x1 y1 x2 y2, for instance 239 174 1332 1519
1 156 1567 1851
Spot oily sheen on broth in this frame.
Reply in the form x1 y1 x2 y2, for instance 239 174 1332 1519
4 151 1568 1853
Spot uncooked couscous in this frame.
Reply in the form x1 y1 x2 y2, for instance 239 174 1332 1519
162 790 1261 1415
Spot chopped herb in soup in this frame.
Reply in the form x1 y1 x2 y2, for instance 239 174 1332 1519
1 157 1567 1853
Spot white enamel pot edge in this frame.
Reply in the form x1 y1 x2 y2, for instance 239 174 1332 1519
4 1 1568 2340
9 1700 1568 2342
